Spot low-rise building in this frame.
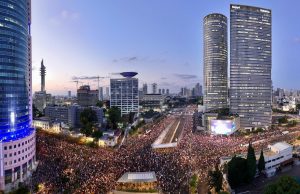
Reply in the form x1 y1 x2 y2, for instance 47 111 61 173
141 94 165 112
45 105 104 128
77 85 99 107
98 130 121 147
114 172 158 194
264 142 293 177
33 117 61 133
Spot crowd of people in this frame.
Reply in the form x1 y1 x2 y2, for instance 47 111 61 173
31 106 300 193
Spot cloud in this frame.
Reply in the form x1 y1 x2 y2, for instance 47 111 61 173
49 10 80 26
113 56 139 63
174 74 198 80
160 77 167 80
61 10 80 20
113 56 166 64
294 37 300 43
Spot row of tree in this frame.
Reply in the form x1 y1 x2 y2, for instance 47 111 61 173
79 106 122 138
264 176 300 194
227 143 265 189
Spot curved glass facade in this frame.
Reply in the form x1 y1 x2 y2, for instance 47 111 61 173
203 14 228 111
0 0 33 142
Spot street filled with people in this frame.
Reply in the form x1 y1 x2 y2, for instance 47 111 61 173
32 106 300 193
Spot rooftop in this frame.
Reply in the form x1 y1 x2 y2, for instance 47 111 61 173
117 172 157 183
270 142 292 152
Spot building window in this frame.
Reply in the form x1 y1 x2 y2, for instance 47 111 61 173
4 146 7 150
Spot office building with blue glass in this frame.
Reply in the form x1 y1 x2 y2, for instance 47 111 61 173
0 0 36 190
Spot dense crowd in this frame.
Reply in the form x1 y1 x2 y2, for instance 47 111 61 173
31 106 300 193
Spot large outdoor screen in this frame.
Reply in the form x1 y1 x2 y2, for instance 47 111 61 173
210 120 236 135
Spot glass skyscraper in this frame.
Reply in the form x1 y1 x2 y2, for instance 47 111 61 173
0 0 36 190
203 14 228 111
230 4 272 129
110 72 139 115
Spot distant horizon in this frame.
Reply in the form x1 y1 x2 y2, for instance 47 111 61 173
32 0 300 95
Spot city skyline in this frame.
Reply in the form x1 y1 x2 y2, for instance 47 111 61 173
31 0 300 95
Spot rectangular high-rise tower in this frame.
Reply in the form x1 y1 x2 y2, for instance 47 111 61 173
230 4 272 129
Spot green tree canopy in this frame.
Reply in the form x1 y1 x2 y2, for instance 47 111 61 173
107 106 122 129
258 150 265 173
96 100 104 108
208 165 223 192
80 108 98 136
246 143 257 182
278 116 288 124
228 156 248 189
264 176 300 194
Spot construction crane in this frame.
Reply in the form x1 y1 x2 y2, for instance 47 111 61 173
72 76 109 89
70 80 83 90
72 76 110 100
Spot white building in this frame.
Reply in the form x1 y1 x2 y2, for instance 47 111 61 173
110 72 139 115
263 142 293 177
33 118 61 133
98 131 121 147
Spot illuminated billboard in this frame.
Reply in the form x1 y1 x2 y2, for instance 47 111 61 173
210 120 237 135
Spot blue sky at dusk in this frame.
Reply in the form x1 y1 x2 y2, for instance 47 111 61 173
31 0 300 95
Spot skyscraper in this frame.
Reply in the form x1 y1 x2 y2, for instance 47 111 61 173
99 87 104 101
40 60 46 92
230 4 272 128
142 83 148 95
203 13 228 111
152 83 157 94
110 72 139 115
0 0 36 190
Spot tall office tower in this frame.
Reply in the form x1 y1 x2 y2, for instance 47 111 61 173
105 87 110 100
99 87 104 101
203 13 228 111
110 72 139 115
162 89 165 95
0 0 36 190
40 60 46 92
230 4 272 128
142 84 148 95
166 89 169 95
68 91 72 98
158 89 162 94
194 83 203 97
152 83 157 94
27 0 33 124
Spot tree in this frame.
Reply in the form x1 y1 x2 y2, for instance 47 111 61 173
80 108 98 136
32 104 43 118
264 176 300 194
208 165 223 192
96 100 104 108
228 156 248 189
107 106 121 129
246 143 257 182
128 112 135 124
278 116 288 124
189 174 198 194
92 130 103 139
296 104 300 111
258 150 265 174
